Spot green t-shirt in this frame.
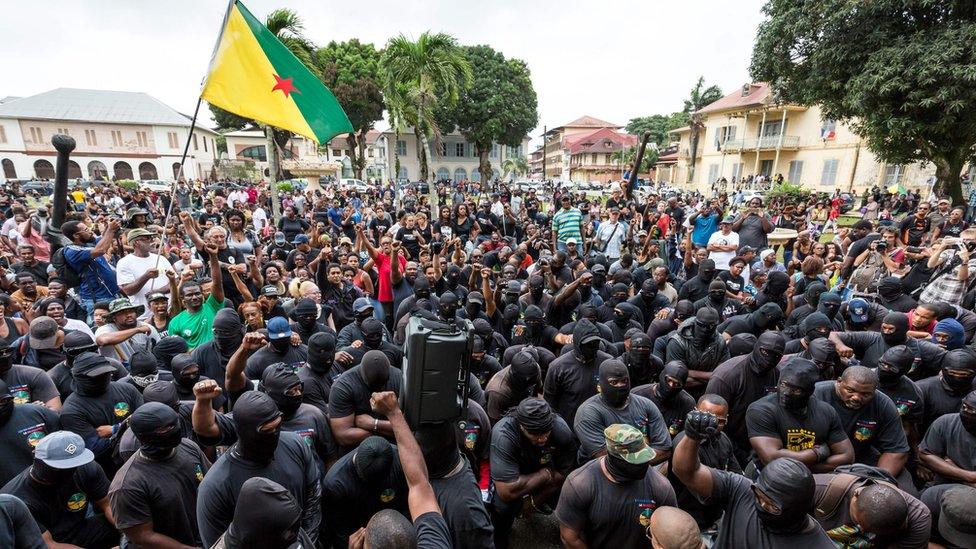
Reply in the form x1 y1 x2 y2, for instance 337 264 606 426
168 294 223 349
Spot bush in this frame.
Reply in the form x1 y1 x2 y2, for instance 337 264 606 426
765 181 810 204
117 179 139 191
276 182 294 193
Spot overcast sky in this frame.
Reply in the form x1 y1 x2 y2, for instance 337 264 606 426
1 0 767 147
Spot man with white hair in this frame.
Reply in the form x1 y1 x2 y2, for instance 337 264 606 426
180 212 248 306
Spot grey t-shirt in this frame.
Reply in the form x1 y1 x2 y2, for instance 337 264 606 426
919 413 976 485
573 393 672 461
734 212 773 249
94 322 161 365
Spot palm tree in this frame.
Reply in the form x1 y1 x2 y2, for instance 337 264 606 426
684 76 723 184
502 155 529 181
264 9 318 75
379 32 472 184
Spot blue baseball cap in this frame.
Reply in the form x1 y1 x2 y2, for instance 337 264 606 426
291 234 310 245
35 431 95 469
353 297 373 314
848 298 869 324
266 317 292 340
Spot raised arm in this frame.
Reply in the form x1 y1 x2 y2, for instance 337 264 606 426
672 411 718 499
179 211 206 252
482 268 496 318
204 243 225 304
191 380 222 439
225 332 264 392
355 223 378 260
89 218 121 259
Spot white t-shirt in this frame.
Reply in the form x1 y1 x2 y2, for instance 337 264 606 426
116 253 172 316
252 208 268 232
707 230 740 271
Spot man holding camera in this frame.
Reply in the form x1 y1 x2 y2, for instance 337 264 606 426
919 233 976 306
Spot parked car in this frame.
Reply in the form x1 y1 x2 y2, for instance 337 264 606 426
740 189 765 204
140 179 172 193
339 178 371 194
19 180 55 194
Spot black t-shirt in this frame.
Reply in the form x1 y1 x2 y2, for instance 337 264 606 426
634 384 697 439
838 332 946 371
490 416 576 483
717 270 745 294
746 393 848 454
899 215 931 246
919 412 976 484
0 365 59 405
429 459 494 549
0 404 59 487
395 228 422 259
917 376 965 432
544 350 614 426
60 383 144 459
192 341 230 391
108 439 210 547
677 275 710 303
706 354 780 451
555 457 677 548
298 366 331 416
369 216 392 240
322 446 408 538
278 217 310 241
876 375 924 425
0 461 110 541
573 393 673 461
328 365 403 449
667 431 741 528
0 493 45 548
47 359 128 401
457 400 492 475
243 344 309 380
198 246 248 304
469 356 502 389
812 381 909 464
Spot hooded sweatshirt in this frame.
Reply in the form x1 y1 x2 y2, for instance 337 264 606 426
543 319 613 425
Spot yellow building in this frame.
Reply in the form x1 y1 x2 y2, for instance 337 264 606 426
666 83 937 194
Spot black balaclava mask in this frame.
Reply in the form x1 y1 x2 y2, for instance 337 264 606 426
31 458 76 485
523 305 545 340
232 391 282 464
808 338 839 380
0 380 13 424
656 361 688 402
613 303 634 328
438 291 458 320
573 319 602 363
598 359 630 408
353 436 394 485
803 282 827 308
129 401 182 459
502 304 521 330
882 312 909 347
578 276 592 301
143 380 180 412
877 277 904 301
528 275 545 301
446 265 461 290
708 279 727 306
610 282 630 306
752 303 783 331
292 299 318 328
693 307 719 346
750 332 786 374
465 293 484 318
223 478 302 549
577 305 598 325
414 277 432 300
674 300 696 323
415 421 461 479
261 363 304 418
360 350 391 391
817 292 842 320
212 309 245 359
503 281 522 307
877 345 914 387
800 312 831 343
472 319 493 347
941 349 976 396
0 344 13 374
509 350 541 395
307 332 336 375
765 271 790 295
170 353 200 390
640 279 658 302
514 398 554 442
729 333 758 357
268 333 291 354
753 457 815 534
628 334 654 377
777 357 819 415
62 331 97 367
698 259 716 282
71 352 113 397
153 335 190 371
959 391 976 436
128 351 159 390
361 318 384 349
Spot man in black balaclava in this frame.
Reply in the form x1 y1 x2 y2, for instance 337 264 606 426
877 276 917 313
486 348 542 423
459 291 490 323
436 291 460 322
290 298 332 344
718 302 783 340
608 302 643 343
109 402 210 548
875 345 924 432
648 299 696 359
816 292 844 331
755 270 790 311
628 278 668 331
192 309 242 392
633 361 696 440
394 276 435 328
471 318 506 361
575 358 673 463
694 279 742 322
196 390 322 547
441 265 467 303
298 331 335 415
119 350 158 394
0 341 61 411
469 338 501 389
215 477 315 549
784 311 833 354
48 331 128 401
170 353 208 404
153 335 189 375
622 333 660 386
339 317 403 373
510 304 568 357
519 274 551 314
0 378 59 487
596 282 630 323
746 357 853 472
832 311 947 370
786 282 827 329
917 349 976 431
666 307 729 395
243 317 309 381
322 436 408 544
118 380 196 461
798 338 842 381
727 333 758 357
918 390 976 508
674 415 834 547
60 351 144 472
544 319 613 426
259 362 335 476
328 350 403 452
678 258 716 303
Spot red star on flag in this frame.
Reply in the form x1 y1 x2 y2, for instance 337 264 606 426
271 74 298 97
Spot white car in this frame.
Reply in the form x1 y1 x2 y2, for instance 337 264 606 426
740 189 765 204
140 180 171 193
339 178 371 193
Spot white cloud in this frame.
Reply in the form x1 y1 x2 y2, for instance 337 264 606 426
0 0 767 147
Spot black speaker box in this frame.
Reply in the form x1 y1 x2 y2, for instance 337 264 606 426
401 315 473 428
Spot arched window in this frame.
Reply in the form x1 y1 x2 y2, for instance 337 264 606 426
1 159 15 179
33 160 54 179
139 162 158 180
114 161 133 180
67 161 82 179
239 145 267 162
172 162 182 180
87 161 107 180
470 168 481 182
436 167 450 181
453 168 467 182
398 167 408 180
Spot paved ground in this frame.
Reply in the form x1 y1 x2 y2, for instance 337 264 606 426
510 512 562 548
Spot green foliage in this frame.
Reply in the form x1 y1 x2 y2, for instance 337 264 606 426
436 45 538 183
612 145 659 173
750 0 976 204
685 76 724 183
117 179 139 190
215 135 227 156
765 181 810 203
276 182 294 192
625 113 689 146
502 156 530 180
209 106 252 131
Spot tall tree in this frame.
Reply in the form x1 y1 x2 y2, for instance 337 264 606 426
379 32 473 183
751 0 976 204
315 39 384 180
501 155 529 181
436 45 538 184
626 113 690 147
683 77 723 184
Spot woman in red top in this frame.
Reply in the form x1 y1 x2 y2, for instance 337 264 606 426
356 223 404 330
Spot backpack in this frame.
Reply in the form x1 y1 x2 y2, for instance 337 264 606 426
813 464 900 520
50 246 82 288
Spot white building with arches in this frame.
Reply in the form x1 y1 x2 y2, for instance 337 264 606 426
378 127 530 183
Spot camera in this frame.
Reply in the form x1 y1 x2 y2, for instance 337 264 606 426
875 240 887 251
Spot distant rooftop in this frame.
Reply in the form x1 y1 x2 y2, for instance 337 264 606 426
546 115 621 134
696 83 772 115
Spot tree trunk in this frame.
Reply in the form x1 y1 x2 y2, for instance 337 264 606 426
478 145 491 187
264 126 281 224
416 133 428 182
356 129 368 180
934 156 965 206
687 125 701 185
418 132 437 221
346 133 360 180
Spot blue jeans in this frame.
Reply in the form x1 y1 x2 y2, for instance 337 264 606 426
79 297 95 325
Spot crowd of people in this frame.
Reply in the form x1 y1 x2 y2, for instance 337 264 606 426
0 174 975 548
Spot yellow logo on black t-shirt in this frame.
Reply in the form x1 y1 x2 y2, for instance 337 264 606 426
114 402 130 418
66 492 87 512
786 428 816 451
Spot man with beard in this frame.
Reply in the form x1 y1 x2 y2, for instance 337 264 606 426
490 398 576 549
812 366 912 488
329 350 403 452
0 379 59 487
831 311 946 371
717 302 783 340
665 308 729 393
289 297 333 344
195 390 322 548
60 352 143 473
298 331 336 415
747 357 854 473
877 276 917 312
628 279 670 331
94 297 160 364
607 302 644 343
486 348 543 424
167 242 225 349
108 402 210 548
784 311 832 354
338 298 391 348
47 331 127 400
919 391 976 512
60 218 121 317
916 349 976 431
337 317 403 374
0 431 118 548
674 414 834 548
556 424 678 549
191 308 243 391
545 319 614 426
242 317 308 381
322 436 409 546
116 227 172 316
694 280 743 322
509 305 568 359
575 359 673 464
633 361 697 440
875 345 925 446
0 341 60 411
621 333 659 386
391 253 418 327
678 258 717 303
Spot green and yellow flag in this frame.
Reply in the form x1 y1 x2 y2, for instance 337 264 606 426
201 0 352 143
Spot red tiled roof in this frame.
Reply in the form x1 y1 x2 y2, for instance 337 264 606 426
565 128 637 154
696 82 771 115
549 115 621 133
327 130 382 147
656 152 678 164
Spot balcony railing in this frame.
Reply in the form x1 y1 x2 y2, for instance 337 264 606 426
721 135 800 152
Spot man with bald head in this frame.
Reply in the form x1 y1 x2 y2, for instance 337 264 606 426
648 506 703 549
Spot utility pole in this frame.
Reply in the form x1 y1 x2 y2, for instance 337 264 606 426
541 125 547 181
265 125 281 223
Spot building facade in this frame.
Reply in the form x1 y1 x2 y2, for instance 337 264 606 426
0 88 218 183
665 82 940 194
542 115 636 183
222 129 321 178
324 131 388 181
378 128 529 183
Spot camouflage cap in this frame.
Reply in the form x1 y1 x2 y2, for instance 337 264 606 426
108 297 145 317
604 424 654 465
